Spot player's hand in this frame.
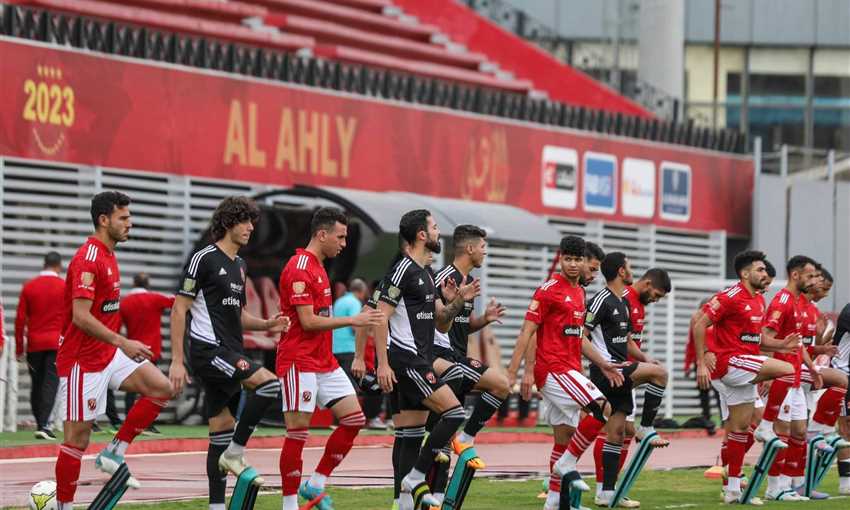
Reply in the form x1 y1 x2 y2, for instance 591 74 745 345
783 333 802 352
119 337 154 362
696 363 711 390
601 362 626 387
458 278 481 302
520 371 535 401
506 368 518 389
811 370 824 390
818 344 839 358
703 352 717 373
352 308 384 328
168 361 191 396
440 277 459 303
351 356 367 380
377 364 396 393
484 298 507 325
266 313 290 333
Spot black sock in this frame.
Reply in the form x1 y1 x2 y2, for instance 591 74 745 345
401 426 426 485
232 379 280 447
602 441 622 491
208 429 232 505
425 410 440 433
839 460 850 478
414 406 466 474
463 392 504 437
432 447 451 493
640 383 666 427
393 426 411 499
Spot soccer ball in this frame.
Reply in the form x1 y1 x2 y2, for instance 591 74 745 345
28 480 58 510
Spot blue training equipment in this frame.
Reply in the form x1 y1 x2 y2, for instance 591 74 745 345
440 447 481 510
805 434 842 496
609 431 658 508
558 471 588 510
228 467 261 510
88 463 130 510
740 437 783 504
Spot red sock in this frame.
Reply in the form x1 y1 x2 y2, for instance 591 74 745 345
55 443 84 503
281 428 308 496
566 415 605 459
745 425 756 454
116 397 167 444
768 434 790 477
593 433 607 483
315 411 364 476
619 435 633 470
549 443 567 492
813 387 846 428
726 432 748 479
762 379 791 423
783 437 807 477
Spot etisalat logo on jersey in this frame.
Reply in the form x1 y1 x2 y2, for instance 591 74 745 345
101 300 120 313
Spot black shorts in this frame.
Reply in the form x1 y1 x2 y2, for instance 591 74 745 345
190 343 263 418
433 345 489 396
388 349 444 413
589 362 638 416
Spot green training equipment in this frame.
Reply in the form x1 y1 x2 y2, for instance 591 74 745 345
805 434 842 496
440 447 481 510
87 463 130 510
558 471 588 510
740 437 783 504
228 467 261 510
610 431 658 508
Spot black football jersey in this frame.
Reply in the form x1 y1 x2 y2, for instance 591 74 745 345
377 255 437 361
585 287 632 363
433 264 474 357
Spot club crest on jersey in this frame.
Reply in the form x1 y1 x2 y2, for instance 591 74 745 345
302 391 312 403
236 359 249 371
182 278 195 292
771 310 782 320
81 272 94 286
293 281 306 294
469 359 482 368
709 297 721 311
585 312 595 322
388 285 401 299
88 399 97 411
425 371 437 384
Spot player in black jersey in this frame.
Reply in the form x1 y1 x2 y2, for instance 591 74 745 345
584 252 670 507
581 242 605 287
169 197 289 510
373 210 474 510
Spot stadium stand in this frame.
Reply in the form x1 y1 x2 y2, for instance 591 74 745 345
0 0 747 152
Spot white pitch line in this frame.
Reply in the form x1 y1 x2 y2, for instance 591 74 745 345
663 504 697 509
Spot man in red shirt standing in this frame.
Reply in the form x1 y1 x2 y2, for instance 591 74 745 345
508 236 624 510
53 192 174 509
120 272 175 433
15 251 65 440
277 207 384 510
693 250 797 504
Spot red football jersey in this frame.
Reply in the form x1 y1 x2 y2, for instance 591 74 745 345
120 289 174 361
56 237 122 376
622 285 646 359
15 271 65 354
763 288 802 365
702 282 765 379
525 273 586 387
277 249 338 375
798 294 819 356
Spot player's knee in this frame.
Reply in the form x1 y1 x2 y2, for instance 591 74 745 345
491 373 510 399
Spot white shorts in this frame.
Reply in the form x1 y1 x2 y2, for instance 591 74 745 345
777 385 809 422
59 349 146 422
711 379 764 421
539 371 603 428
722 355 768 386
280 365 355 413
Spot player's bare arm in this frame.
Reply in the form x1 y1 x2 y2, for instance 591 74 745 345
435 277 480 333
351 322 373 380
72 297 152 361
168 295 193 394
581 335 625 387
468 297 506 333
692 313 713 389
241 309 290 332
294 303 382 332
374 300 396 392
760 326 800 353
507 319 538 389
626 337 649 363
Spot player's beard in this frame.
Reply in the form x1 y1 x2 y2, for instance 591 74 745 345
426 237 441 254
639 292 652 305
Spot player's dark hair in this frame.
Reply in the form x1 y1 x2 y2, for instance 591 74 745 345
764 260 776 278
642 268 671 293
90 191 130 228
822 268 833 283
560 235 586 258
601 251 628 282
399 209 430 246
453 224 486 250
585 241 605 262
133 272 150 289
310 207 348 237
786 255 817 277
209 196 260 241
43 251 61 269
732 250 767 277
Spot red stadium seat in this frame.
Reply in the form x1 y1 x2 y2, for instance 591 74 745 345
321 0 393 14
102 0 268 24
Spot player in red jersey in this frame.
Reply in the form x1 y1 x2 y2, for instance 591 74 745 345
693 250 798 504
53 192 174 509
277 208 384 510
592 268 670 500
508 236 623 510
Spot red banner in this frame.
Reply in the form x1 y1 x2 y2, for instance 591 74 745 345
0 38 753 236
